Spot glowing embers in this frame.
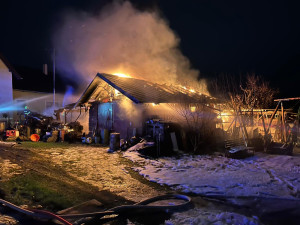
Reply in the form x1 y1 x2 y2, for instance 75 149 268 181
178 85 202 96
113 73 131 78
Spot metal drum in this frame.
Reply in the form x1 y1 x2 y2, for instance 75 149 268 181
101 129 109 145
109 133 120 151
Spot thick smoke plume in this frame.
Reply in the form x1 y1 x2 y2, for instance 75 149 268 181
54 1 206 93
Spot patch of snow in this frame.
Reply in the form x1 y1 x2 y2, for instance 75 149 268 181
124 150 300 199
0 159 23 180
165 209 262 225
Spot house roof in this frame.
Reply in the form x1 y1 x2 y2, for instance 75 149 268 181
75 73 218 107
0 53 22 79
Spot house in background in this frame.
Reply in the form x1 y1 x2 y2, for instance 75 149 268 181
0 54 22 131
0 53 67 130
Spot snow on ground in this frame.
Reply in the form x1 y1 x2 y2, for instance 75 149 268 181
124 145 300 224
0 214 18 225
0 158 23 181
1 142 299 224
166 209 260 225
35 145 163 202
124 147 300 199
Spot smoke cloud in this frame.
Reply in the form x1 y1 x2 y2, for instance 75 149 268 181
53 1 205 93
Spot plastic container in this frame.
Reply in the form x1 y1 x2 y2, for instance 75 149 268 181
31 134 40 142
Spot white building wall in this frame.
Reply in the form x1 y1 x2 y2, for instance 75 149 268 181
13 89 64 116
0 59 13 106
0 58 13 127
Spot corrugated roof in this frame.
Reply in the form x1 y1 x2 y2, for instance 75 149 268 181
75 73 217 107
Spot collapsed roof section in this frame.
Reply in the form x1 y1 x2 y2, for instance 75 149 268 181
75 73 218 107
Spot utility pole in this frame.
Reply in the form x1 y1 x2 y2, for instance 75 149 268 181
53 48 56 108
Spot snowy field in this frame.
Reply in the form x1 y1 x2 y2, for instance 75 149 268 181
124 144 300 224
124 146 300 198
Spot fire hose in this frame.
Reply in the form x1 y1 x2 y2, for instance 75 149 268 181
0 194 191 225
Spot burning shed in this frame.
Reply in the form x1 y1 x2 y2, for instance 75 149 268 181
61 73 219 151
75 73 217 105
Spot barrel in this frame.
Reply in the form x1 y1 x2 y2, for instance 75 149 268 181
109 133 120 151
0 122 5 132
101 129 109 145
94 136 100 144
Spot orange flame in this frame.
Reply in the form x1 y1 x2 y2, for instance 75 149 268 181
113 73 131 78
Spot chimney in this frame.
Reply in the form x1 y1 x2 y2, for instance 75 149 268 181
43 64 48 75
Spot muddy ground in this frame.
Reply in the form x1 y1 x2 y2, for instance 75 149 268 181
0 142 171 224
1 142 300 225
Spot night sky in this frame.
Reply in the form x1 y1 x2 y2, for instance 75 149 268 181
0 0 299 97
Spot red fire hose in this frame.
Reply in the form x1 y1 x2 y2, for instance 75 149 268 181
0 198 71 224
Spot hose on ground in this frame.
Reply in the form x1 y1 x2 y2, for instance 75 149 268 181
0 198 72 225
0 194 192 225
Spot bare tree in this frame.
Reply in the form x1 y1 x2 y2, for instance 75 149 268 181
210 73 277 111
209 73 278 140
240 74 277 110
168 100 217 153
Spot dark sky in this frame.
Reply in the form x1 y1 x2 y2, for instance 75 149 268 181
0 0 299 97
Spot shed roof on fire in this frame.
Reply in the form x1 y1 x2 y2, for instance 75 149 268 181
75 73 218 107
